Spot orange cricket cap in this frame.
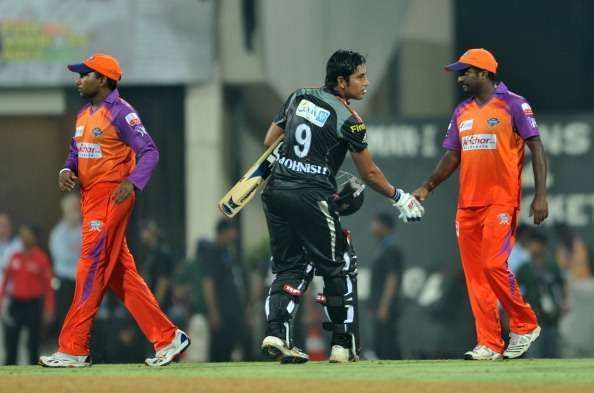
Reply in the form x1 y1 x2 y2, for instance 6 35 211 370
445 48 498 74
67 53 122 81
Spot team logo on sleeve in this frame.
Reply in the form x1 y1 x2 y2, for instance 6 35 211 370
295 99 331 127
92 127 103 137
125 112 147 136
529 117 538 128
349 123 366 133
459 119 474 132
521 102 533 116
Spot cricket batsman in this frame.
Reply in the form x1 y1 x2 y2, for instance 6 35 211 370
413 48 548 360
39 53 189 367
260 49 424 363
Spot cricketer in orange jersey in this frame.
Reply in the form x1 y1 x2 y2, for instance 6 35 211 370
39 54 189 368
413 48 548 360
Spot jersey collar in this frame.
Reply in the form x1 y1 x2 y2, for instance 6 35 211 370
103 89 120 105
494 82 508 95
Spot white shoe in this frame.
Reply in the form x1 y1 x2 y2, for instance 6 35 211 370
503 326 541 359
145 329 191 367
464 345 503 360
329 345 355 363
261 336 309 364
39 352 91 368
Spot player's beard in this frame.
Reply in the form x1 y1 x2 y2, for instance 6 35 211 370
80 88 98 99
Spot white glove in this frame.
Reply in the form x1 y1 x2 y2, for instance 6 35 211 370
392 189 425 222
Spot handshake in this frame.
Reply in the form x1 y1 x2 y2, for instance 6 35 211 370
392 189 425 223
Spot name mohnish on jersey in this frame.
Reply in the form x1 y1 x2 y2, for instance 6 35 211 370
277 156 329 175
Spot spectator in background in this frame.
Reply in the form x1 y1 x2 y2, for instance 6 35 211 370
199 219 250 362
0 224 54 364
554 223 591 283
508 224 532 274
0 212 22 283
516 230 566 358
49 193 81 333
139 219 174 313
368 212 403 359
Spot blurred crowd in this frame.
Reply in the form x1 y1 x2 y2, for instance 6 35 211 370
0 196 592 364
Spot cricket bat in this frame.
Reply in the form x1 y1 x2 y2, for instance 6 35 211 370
218 136 284 218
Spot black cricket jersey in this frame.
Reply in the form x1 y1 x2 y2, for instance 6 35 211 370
268 87 368 192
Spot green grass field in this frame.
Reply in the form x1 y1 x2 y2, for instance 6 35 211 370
1 359 594 393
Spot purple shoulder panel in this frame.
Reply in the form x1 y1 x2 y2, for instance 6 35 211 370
108 99 160 191
498 87 540 140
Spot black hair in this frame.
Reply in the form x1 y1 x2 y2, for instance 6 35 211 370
216 218 237 235
92 72 118 90
373 212 395 230
324 49 366 89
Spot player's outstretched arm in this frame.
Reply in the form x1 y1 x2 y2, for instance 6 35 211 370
351 148 395 198
526 136 548 225
351 148 424 222
412 150 461 201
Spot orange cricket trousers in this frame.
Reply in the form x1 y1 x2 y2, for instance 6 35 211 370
456 204 538 353
58 183 176 356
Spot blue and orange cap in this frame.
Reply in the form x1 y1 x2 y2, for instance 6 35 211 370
67 53 122 81
445 48 498 74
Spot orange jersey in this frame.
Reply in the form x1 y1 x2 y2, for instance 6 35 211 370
442 83 540 208
63 90 159 191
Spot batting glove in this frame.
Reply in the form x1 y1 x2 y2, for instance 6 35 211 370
392 189 425 222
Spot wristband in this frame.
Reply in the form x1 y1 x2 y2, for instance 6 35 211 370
392 188 401 202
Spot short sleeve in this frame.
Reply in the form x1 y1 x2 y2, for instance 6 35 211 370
511 99 540 140
340 116 368 152
442 111 461 150
273 92 297 129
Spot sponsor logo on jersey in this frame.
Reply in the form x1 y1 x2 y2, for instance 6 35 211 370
125 112 148 136
76 142 103 159
487 117 500 127
125 112 142 127
521 102 533 116
277 156 329 175
92 127 103 137
498 213 511 225
459 119 474 132
75 126 84 137
295 99 331 127
461 134 497 151
528 117 538 128
89 220 103 232
350 123 366 133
